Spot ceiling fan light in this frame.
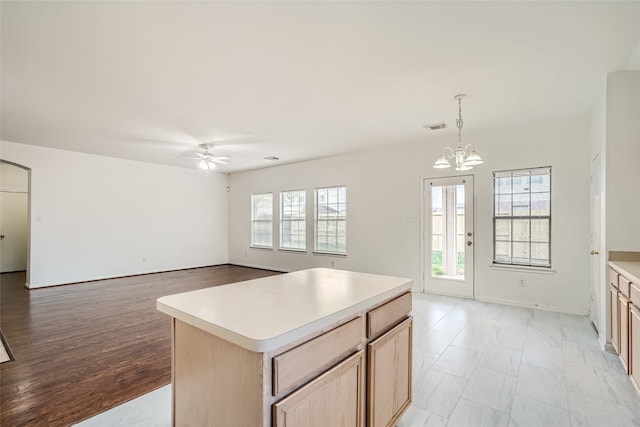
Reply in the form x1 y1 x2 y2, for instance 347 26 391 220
198 160 215 170
433 155 451 169
465 151 483 166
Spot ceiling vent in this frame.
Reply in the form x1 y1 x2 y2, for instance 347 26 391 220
423 122 447 131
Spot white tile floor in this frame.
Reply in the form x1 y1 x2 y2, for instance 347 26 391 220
76 293 640 426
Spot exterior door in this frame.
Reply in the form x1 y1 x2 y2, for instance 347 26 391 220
590 154 601 332
423 175 474 298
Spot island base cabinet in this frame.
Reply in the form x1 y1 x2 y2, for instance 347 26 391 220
631 304 640 391
173 320 267 427
367 317 413 427
272 350 365 427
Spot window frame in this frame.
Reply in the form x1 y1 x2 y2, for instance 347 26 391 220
250 192 274 249
279 189 307 252
314 185 347 256
492 166 551 269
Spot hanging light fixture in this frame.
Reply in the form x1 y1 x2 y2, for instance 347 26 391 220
433 94 483 171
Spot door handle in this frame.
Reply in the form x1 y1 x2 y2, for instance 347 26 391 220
590 250 599 255
0 235 4 239
467 241 472 246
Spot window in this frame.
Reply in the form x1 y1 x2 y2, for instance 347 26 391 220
251 193 273 248
280 190 306 250
314 186 346 254
493 167 551 267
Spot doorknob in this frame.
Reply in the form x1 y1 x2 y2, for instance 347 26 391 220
590 250 599 255
0 235 4 240
467 241 472 246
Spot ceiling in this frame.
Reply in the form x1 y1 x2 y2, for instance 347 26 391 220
2 1 640 173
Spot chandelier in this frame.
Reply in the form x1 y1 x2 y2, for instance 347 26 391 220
433 94 483 171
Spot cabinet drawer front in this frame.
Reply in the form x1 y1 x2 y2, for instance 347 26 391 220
610 268 620 289
272 350 365 427
367 292 412 339
273 316 363 396
632 283 640 307
620 276 632 298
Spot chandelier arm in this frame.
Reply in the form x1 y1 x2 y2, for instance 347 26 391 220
442 146 455 159
463 144 475 156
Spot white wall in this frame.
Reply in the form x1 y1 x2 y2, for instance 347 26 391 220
605 70 640 251
0 141 229 288
229 114 592 314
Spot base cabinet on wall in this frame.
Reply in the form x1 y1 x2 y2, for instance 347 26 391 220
619 292 631 373
609 263 640 395
611 269 620 353
631 302 640 391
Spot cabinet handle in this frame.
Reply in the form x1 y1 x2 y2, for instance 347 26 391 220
590 250 599 255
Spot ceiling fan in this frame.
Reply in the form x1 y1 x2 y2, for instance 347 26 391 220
192 144 232 171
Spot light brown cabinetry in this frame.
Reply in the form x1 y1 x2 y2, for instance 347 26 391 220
610 269 620 353
367 317 412 427
630 302 640 391
609 263 640 395
619 292 631 373
170 290 412 427
273 350 365 427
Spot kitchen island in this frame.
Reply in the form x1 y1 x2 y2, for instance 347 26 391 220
157 268 413 427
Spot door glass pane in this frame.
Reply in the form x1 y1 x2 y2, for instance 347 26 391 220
431 184 465 280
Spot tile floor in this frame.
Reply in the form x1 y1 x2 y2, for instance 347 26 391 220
76 293 640 426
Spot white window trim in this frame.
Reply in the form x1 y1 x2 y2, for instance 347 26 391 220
279 189 307 252
492 166 551 268
250 192 273 249
314 185 347 256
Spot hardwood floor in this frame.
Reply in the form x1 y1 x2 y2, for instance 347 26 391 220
0 265 281 426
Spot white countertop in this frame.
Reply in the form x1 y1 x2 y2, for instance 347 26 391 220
609 260 640 285
156 268 412 352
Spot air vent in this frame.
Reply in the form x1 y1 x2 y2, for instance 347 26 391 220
264 156 279 161
423 122 447 131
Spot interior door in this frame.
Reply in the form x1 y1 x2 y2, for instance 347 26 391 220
423 175 474 298
590 154 601 332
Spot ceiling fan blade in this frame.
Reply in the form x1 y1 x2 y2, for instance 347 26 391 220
210 158 230 165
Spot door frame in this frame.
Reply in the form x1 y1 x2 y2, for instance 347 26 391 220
420 175 475 298
0 160 31 287
589 153 603 340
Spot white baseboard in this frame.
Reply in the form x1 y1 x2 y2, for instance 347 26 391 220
475 295 589 316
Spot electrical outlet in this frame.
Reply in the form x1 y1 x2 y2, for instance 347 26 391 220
518 279 526 287
331 261 335 267
142 256 147 263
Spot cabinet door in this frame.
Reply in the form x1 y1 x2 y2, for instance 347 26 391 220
367 317 412 427
273 350 365 427
619 293 630 373
611 285 620 353
630 304 640 391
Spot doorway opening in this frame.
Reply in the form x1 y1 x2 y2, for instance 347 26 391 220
422 175 475 298
0 160 31 287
